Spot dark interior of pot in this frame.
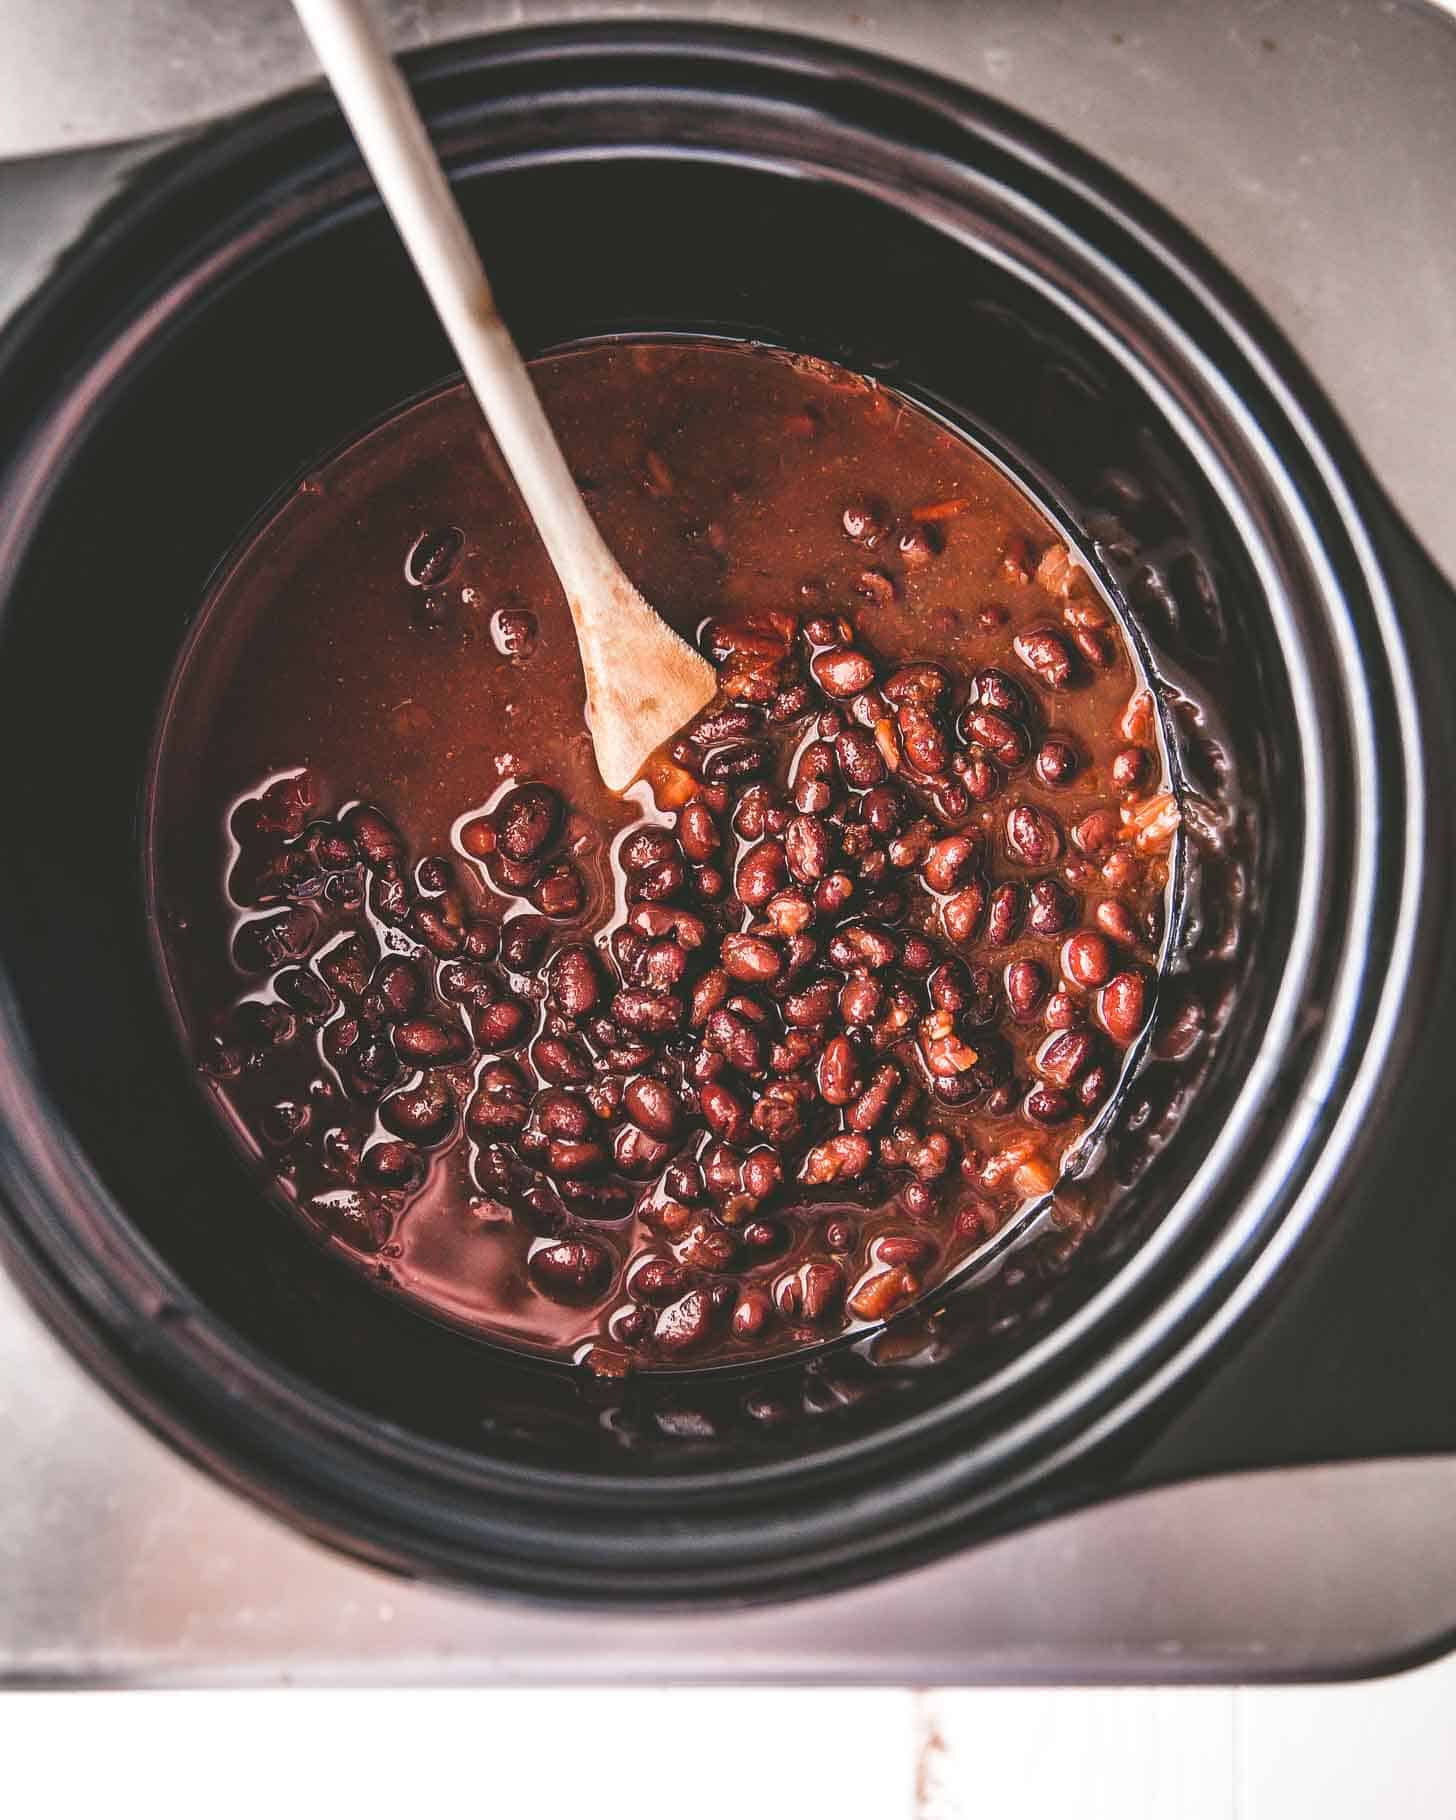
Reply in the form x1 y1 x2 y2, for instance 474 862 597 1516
0 31 1417 1597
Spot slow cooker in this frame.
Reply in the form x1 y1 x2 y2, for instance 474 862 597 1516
2 10 1454 1666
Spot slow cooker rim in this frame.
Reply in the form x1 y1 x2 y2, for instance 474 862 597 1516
0 22 1428 1597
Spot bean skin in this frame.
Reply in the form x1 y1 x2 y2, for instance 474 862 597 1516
1112 746 1149 794
494 784 562 861
701 1082 751 1144
922 832 981 894
677 801 720 860
785 814 833 883
835 727 886 788
1028 876 1078 937
736 839 788 908
812 646 877 697
623 1075 682 1139
1063 929 1115 990
986 882 1023 946
613 989 684 1034
1101 970 1149 1045
963 709 1029 768
1006 803 1063 867
1035 738 1080 788
1096 898 1139 945
972 667 1029 717
818 1034 862 1105
1039 1029 1095 1088
941 880 987 943
394 1017 472 1065
530 1239 612 1304
547 943 600 1017
1013 625 1077 691
1006 959 1049 1021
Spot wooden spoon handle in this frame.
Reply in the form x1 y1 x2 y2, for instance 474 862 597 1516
290 0 632 608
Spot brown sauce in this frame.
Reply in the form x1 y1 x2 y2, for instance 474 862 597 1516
148 340 1177 1370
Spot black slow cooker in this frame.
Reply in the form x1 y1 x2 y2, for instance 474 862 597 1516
0 25 1451 1606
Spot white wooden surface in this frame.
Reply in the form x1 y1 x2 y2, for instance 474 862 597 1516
3 1663 1456 1816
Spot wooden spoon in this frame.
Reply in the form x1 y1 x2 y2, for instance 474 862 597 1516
290 0 717 791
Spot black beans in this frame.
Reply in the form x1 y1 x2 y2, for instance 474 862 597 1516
613 989 684 1034
941 880 987 943
1006 959 1049 1021
785 814 833 883
883 664 948 706
1035 738 1080 787
494 784 562 861
1100 970 1149 1045
1006 804 1063 867
703 740 770 783
736 839 788 908
548 943 601 1017
818 1035 862 1105
721 933 782 982
971 667 1028 717
895 703 948 776
922 833 980 894
1039 1029 1095 1088
1112 746 1149 794
363 1140 423 1189
986 882 1023 947
963 709 1029 768
194 447 1168 1374
835 727 885 788
381 1074 455 1143
472 995 530 1050
812 647 877 697
374 956 426 1021
620 827 677 874
394 1017 471 1065
690 703 762 744
1013 625 1077 691
532 1034 593 1085
677 801 720 860
1028 876 1078 937
624 1075 682 1139
344 805 404 867
827 923 899 971
530 1239 612 1304
1063 929 1115 990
